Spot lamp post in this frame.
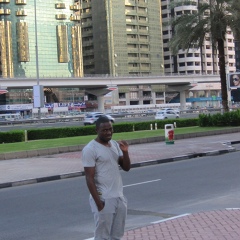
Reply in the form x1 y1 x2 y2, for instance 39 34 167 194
34 0 39 85
225 63 232 109
33 0 44 119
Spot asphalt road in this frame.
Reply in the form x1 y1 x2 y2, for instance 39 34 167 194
0 151 239 240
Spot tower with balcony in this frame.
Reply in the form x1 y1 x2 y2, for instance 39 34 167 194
80 0 164 76
161 0 236 75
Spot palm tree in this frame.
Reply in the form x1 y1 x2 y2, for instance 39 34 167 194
168 0 240 112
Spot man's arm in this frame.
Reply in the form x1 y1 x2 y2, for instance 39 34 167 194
118 140 131 171
84 167 104 211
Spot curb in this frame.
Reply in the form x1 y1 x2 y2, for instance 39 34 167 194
0 146 236 190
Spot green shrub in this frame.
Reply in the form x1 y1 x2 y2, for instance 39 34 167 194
27 126 96 140
112 122 134 133
0 131 24 143
198 110 240 127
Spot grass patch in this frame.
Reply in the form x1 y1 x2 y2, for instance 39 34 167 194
0 126 235 153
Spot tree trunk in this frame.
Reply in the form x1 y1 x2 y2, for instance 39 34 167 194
217 38 229 113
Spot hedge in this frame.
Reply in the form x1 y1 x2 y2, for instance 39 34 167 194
0 118 199 143
0 131 24 144
198 109 240 127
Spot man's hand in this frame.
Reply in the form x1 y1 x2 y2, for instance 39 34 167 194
118 140 131 171
97 201 105 212
118 140 129 152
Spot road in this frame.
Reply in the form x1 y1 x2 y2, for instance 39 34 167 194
0 151 239 240
0 113 199 132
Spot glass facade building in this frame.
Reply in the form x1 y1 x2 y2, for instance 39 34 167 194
0 0 83 78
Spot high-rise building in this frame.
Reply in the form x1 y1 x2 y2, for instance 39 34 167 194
161 0 236 75
0 0 85 106
80 0 164 76
0 0 83 78
235 40 240 71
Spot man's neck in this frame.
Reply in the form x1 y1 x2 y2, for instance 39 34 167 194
95 138 111 147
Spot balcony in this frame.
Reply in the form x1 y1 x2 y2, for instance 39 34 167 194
139 48 149 53
139 38 149 44
128 57 140 63
16 9 27 16
128 66 140 72
82 2 91 8
127 37 139 44
126 19 138 25
138 20 149 27
125 0 135 6
55 3 66 9
55 14 67 20
15 0 26 4
70 4 81 11
138 29 148 34
142 95 152 100
81 21 92 27
70 15 81 21
0 0 10 3
127 48 139 53
81 11 92 18
137 10 147 17
137 2 147 7
125 9 137 15
139 57 150 63
82 41 93 47
0 8 11 15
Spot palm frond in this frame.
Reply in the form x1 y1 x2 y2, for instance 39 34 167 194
166 0 240 112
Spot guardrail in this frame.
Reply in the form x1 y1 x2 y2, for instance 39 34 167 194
0 115 85 126
0 108 238 126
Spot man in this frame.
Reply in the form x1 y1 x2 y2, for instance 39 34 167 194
230 74 240 102
231 74 240 87
82 115 131 240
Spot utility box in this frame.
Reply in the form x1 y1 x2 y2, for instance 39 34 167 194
165 124 174 144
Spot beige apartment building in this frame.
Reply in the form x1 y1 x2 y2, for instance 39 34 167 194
161 0 236 75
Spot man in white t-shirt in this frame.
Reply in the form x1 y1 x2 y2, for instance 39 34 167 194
82 115 131 240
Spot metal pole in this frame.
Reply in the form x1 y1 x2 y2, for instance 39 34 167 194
34 0 41 119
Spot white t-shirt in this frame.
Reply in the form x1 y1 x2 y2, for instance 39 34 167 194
82 139 124 199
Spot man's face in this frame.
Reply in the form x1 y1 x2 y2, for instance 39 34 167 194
233 75 240 86
96 122 113 143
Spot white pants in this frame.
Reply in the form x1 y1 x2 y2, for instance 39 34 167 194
90 196 127 240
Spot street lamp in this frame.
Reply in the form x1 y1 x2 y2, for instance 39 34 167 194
33 0 44 119
225 63 232 109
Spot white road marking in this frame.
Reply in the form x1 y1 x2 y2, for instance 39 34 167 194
123 179 161 188
226 208 240 210
151 213 190 224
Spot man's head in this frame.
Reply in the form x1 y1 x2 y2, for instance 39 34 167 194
95 115 113 143
232 74 240 86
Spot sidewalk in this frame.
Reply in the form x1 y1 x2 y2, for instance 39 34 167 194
122 209 240 240
0 130 240 188
1 130 240 239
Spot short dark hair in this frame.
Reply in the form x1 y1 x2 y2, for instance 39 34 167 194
96 115 110 128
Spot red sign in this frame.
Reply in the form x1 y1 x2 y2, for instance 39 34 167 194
0 90 8 95
107 87 118 91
